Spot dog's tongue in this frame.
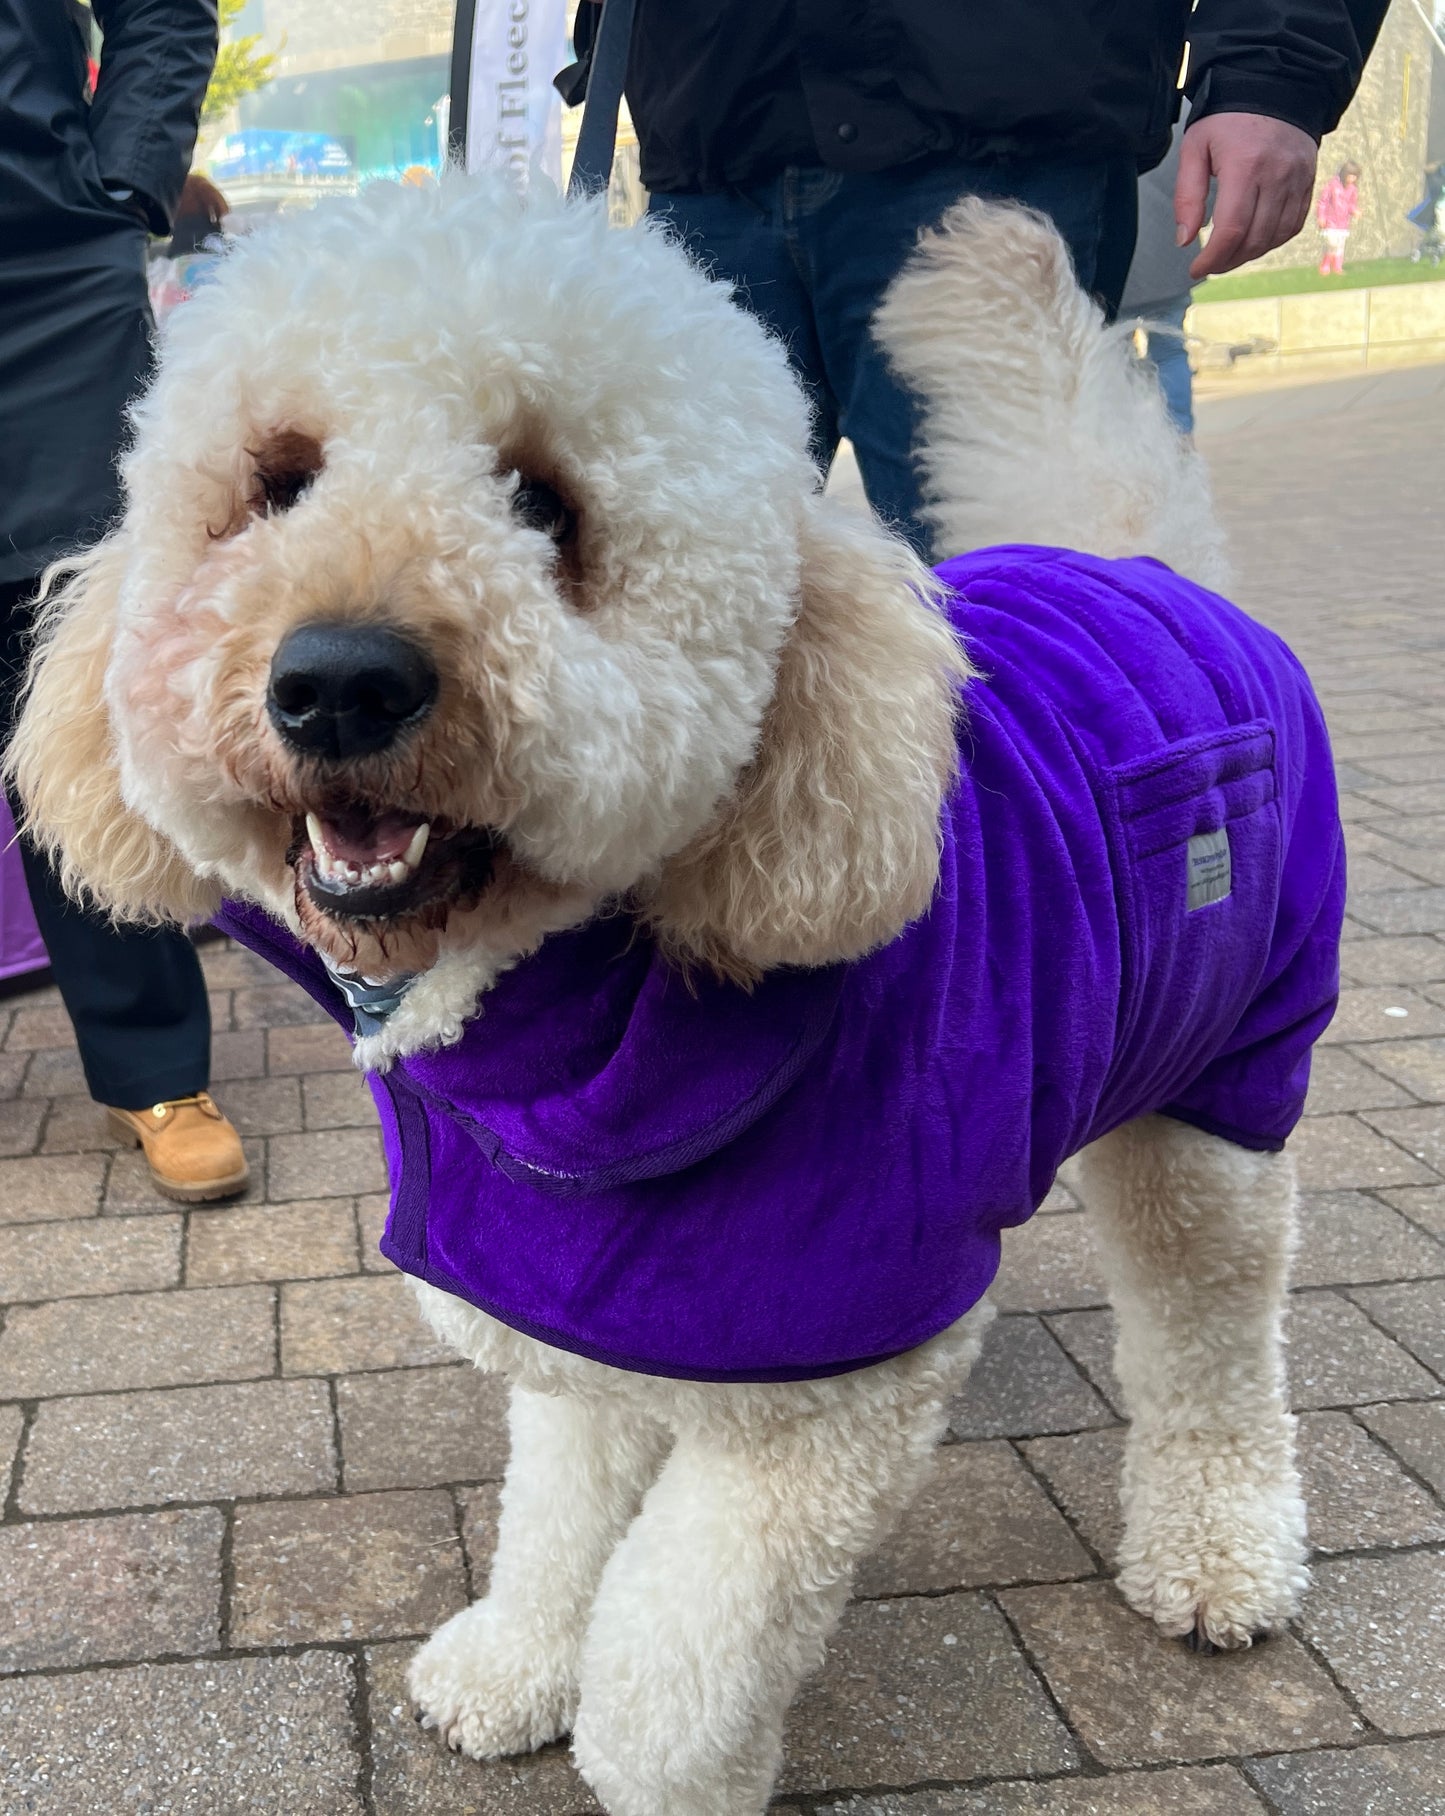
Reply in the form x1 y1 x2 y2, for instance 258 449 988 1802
316 807 427 866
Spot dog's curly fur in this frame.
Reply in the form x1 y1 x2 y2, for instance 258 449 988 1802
8 184 1309 1815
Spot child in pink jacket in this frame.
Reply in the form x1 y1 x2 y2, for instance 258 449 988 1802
1318 161 1362 274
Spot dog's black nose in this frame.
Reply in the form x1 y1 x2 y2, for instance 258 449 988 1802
267 621 438 760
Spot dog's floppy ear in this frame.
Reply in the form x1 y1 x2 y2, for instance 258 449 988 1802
6 536 219 926
648 494 970 976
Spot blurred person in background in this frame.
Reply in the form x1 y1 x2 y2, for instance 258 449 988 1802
0 0 250 1202
1317 158 1363 272
565 0 1389 554
1120 117 1202 438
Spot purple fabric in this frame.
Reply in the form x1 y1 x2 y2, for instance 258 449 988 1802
216 546 1345 1382
0 796 47 983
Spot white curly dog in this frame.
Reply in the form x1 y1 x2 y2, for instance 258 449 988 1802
10 179 1329 1816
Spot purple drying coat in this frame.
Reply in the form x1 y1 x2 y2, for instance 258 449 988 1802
216 546 1345 1383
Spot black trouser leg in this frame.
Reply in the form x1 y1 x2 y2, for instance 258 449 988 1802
0 576 210 1109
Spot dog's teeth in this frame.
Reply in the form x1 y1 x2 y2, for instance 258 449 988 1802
305 811 326 855
344 862 362 885
388 860 408 884
403 822 431 868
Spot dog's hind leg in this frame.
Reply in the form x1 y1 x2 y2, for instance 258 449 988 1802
408 1385 669 1759
570 1310 987 1816
1076 1113 1308 1651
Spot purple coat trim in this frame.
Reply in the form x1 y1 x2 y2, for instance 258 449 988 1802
216 546 1345 1383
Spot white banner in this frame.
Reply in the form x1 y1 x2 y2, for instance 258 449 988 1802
465 0 569 189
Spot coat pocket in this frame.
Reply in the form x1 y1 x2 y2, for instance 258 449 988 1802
1101 722 1283 1107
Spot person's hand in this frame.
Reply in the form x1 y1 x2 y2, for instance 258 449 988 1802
1175 112 1318 279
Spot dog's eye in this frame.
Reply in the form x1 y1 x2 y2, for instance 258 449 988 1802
511 475 577 545
254 466 316 515
248 430 324 520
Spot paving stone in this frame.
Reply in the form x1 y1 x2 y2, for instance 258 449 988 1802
1286 1292 1441 1407
19 1046 88 1098
857 1442 1092 1597
20 1378 337 1513
187 1197 359 1285
458 1480 502 1593
0 1651 363 1814
1350 751 1445 785
366 1641 599 1815
0 1052 28 1099
231 1488 466 1645
1320 987 1445 1043
1288 1114 1435 1190
200 1074 302 1136
1299 1553 1445 1735
303 1070 379 1130
0 1403 22 1505
1362 1037 1445 1102
282 1275 452 1374
37 1096 127 1154
199 942 281 987
1297 1411 1445 1551
1350 1279 1445 1376
104 1139 265 1214
1347 851 1433 893
1246 1735 1445 1815
991 1215 1109 1314
0 1152 105 1224
1001 1581 1361 1767
1356 786 1445 818
1358 1399 1445 1497
266 1021 354 1075
233 984 335 1029
1044 1309 1125 1416
1020 1428 1126 1563
947 1316 1115 1439
0 1212 181 1302
1338 935 1445 986
1349 887 1445 936
779 1591 1078 1792
208 1027 269 1082
0 1284 276 1398
1361 1105 1445 1180
0 1099 46 1157
0 1507 221 1670
269 1126 386 1201
338 1364 509 1491
4 1004 80 1051
1289 1191 1445 1287
1382 1184 1445 1236
358 1190 394 1269
1304 1047 1413 1113
808 1766 1263 1814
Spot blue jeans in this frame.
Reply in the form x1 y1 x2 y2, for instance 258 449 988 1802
649 153 1138 554
1139 294 1195 436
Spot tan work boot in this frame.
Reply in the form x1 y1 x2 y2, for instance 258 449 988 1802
106 1092 250 1203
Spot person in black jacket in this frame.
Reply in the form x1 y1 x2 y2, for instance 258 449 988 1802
0 0 250 1202
565 0 1387 552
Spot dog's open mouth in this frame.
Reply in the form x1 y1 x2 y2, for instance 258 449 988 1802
288 802 504 924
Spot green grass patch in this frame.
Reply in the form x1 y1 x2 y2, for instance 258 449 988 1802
1197 255 1445 304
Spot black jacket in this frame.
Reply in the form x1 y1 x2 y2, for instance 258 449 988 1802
0 0 217 584
567 0 1386 194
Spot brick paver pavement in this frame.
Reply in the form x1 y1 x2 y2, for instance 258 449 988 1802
1 365 1443 1812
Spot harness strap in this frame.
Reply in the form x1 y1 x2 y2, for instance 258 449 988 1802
566 0 638 200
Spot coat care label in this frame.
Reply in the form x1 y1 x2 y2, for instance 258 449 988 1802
1186 828 1232 910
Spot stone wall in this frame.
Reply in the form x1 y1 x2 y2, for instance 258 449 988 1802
1245 0 1437 269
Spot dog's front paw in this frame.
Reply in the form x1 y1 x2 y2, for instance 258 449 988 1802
1116 1432 1309 1651
408 1601 578 1759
